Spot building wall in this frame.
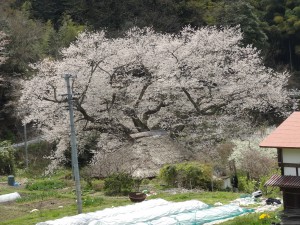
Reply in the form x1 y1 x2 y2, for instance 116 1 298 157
222 177 232 190
282 148 300 176
282 188 300 210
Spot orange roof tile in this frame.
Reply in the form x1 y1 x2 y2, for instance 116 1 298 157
260 112 300 148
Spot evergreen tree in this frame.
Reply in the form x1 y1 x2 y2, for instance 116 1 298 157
260 0 300 70
216 0 268 50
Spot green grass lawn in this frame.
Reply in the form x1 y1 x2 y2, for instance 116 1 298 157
0 172 282 225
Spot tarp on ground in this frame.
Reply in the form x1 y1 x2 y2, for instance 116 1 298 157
37 199 250 225
129 204 251 225
37 199 170 225
88 200 209 225
37 199 208 225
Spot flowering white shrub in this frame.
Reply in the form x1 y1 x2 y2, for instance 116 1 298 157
229 127 278 179
19 26 290 172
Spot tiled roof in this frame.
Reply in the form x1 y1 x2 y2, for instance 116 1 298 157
264 174 300 188
260 112 300 148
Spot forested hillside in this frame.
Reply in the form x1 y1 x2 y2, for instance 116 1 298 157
0 0 299 154
11 0 300 71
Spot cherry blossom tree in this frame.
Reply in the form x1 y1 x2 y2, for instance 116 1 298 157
19 26 290 172
0 31 8 66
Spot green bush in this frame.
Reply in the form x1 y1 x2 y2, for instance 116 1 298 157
0 141 15 175
159 164 177 187
26 179 66 191
238 175 257 193
159 162 213 190
92 179 105 192
104 172 134 196
238 170 281 197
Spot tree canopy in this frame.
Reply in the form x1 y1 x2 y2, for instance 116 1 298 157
20 26 290 171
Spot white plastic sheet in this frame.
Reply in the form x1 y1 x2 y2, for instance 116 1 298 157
136 204 249 225
0 192 21 203
88 200 209 225
36 199 171 225
37 199 250 225
230 197 256 206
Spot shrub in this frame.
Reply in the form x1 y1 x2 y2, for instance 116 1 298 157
0 141 15 175
159 162 213 190
92 179 105 192
238 169 281 197
19 141 52 176
104 172 134 196
238 175 257 193
159 165 177 187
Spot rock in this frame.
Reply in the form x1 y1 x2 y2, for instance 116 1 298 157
30 209 39 213
214 202 223 206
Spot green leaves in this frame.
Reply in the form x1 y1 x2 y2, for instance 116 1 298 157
159 162 213 190
26 179 66 191
104 172 134 196
0 141 15 175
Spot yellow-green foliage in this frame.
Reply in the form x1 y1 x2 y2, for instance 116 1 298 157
159 162 212 190
0 141 15 175
273 15 284 24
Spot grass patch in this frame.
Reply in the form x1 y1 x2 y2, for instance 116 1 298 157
16 191 62 203
26 179 66 191
220 211 281 225
149 191 242 205
82 196 105 207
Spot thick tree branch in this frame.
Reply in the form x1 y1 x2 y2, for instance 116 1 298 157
134 83 150 108
142 101 168 122
181 87 201 113
74 101 95 123
199 103 227 115
123 107 150 132
105 93 116 112
42 97 63 103
182 87 227 115
83 118 134 141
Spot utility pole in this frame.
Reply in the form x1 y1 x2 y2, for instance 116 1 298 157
24 123 28 169
63 74 82 214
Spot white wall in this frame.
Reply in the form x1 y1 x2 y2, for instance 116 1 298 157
282 148 300 176
283 148 300 163
222 177 232 189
